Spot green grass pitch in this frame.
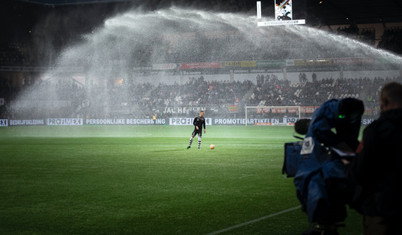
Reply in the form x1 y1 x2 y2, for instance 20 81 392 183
0 126 362 234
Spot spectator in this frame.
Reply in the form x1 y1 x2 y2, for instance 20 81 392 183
378 27 402 55
2 73 401 119
346 82 402 235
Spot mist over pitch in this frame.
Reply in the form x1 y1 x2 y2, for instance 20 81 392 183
12 7 402 119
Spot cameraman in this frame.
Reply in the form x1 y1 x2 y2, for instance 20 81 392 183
293 98 364 234
345 82 402 235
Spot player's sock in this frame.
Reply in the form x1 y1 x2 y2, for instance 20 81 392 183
198 137 201 149
188 137 194 148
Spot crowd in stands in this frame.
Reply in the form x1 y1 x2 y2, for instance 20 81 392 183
2 2 402 121
2 73 400 119
378 27 402 55
336 25 376 45
148 77 252 106
121 74 392 119
0 43 27 66
248 75 396 116
1 77 86 119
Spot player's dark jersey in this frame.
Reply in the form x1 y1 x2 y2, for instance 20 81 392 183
193 116 206 131
188 115 206 149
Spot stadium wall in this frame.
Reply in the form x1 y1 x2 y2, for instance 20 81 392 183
0 117 375 127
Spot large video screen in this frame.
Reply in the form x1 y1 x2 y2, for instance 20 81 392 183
275 0 293 21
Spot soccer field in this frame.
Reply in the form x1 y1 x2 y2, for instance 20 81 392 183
0 126 362 234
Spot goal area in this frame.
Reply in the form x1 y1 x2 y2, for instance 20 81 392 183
244 106 301 126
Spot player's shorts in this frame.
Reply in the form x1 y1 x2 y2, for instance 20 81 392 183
191 129 202 137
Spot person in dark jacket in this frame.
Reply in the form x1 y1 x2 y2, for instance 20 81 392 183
345 82 402 235
294 98 364 234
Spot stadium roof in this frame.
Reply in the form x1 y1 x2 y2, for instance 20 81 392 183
17 0 131 6
13 0 402 25
309 0 402 25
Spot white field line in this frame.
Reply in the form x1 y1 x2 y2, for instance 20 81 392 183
206 205 301 235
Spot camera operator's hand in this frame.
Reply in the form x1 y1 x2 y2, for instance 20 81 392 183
331 141 356 161
331 142 355 165
341 158 351 165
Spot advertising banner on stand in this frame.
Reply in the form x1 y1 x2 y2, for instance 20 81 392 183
85 118 166 125
47 118 83 126
224 61 242 68
152 63 178 70
300 106 317 114
332 57 375 65
241 61 257 68
0 117 376 126
163 106 206 115
228 105 239 113
169 118 212 126
0 119 8 126
178 62 222 70
257 60 286 68
9 120 45 126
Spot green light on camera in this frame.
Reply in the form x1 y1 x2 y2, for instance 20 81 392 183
338 114 346 119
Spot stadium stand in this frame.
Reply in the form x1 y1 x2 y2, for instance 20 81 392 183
3 73 400 119
378 27 402 54
1 1 402 120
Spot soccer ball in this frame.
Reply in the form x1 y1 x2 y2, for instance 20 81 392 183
210 144 215 149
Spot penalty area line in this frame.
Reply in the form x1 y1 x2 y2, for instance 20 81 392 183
206 205 301 235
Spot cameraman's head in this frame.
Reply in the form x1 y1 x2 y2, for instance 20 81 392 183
338 98 364 124
380 82 402 113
